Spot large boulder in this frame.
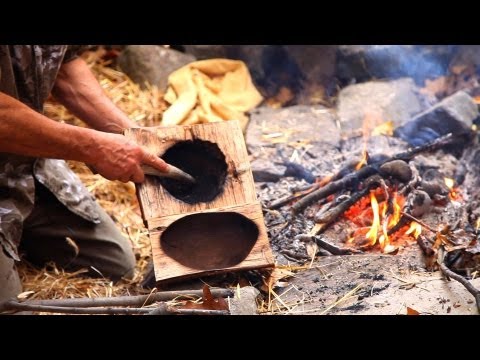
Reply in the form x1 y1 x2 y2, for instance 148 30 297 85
247 105 340 183
394 91 479 147
118 45 195 90
337 78 432 132
182 45 228 60
246 105 340 153
336 45 458 86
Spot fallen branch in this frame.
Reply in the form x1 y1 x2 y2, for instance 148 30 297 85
439 262 480 313
147 304 229 315
401 211 437 233
292 133 456 214
173 309 230 316
2 301 231 315
1 301 154 314
12 288 233 308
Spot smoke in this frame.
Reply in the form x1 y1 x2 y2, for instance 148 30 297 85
337 45 458 86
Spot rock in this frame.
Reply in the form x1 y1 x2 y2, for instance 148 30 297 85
118 45 195 90
337 78 430 132
246 105 340 153
251 158 286 183
406 190 432 218
183 45 337 101
182 45 228 60
379 160 412 183
449 45 480 70
336 45 458 86
229 286 260 315
394 91 479 147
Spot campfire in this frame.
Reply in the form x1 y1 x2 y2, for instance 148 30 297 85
248 46 480 313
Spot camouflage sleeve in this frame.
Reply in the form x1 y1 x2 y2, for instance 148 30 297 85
63 45 94 63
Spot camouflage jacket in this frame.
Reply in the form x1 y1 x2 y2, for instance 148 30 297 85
0 45 100 261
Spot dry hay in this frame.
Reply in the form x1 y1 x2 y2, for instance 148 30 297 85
17 48 169 302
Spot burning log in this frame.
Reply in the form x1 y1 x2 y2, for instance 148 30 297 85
313 175 383 229
292 133 459 214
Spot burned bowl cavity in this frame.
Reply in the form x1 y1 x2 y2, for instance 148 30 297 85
161 212 259 270
157 140 228 204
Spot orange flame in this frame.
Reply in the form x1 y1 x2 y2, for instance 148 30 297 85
365 192 380 246
344 190 421 253
355 149 368 170
405 221 422 239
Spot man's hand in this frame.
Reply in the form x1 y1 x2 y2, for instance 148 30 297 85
88 132 168 183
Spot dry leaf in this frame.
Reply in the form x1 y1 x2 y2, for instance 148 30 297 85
180 285 229 311
406 307 420 315
261 268 295 292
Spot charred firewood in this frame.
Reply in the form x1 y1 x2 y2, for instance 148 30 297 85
296 234 362 255
314 175 383 227
292 133 458 214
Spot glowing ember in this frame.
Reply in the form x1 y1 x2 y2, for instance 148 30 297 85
444 177 461 201
444 177 454 189
476 218 480 232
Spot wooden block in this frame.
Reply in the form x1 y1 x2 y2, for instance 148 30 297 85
125 120 257 224
125 120 274 283
149 203 273 283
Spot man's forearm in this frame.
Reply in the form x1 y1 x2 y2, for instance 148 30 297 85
0 92 99 163
51 57 136 134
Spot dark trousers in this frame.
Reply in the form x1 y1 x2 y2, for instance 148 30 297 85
0 184 136 303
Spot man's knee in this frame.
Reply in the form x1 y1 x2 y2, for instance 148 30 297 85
0 251 22 303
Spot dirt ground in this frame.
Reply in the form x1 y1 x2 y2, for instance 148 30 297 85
272 252 480 315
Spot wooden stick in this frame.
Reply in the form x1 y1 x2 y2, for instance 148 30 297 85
291 133 457 214
146 303 169 315
297 235 361 255
15 288 233 308
147 304 229 316
173 309 230 316
2 301 154 314
401 211 437 233
2 301 231 315
439 262 480 313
